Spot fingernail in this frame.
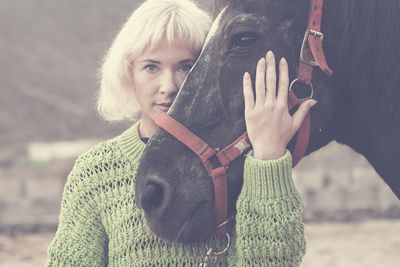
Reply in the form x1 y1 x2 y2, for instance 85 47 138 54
267 50 273 58
243 72 250 79
258 58 265 67
311 99 318 106
280 57 287 64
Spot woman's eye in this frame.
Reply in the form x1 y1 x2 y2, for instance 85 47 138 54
144 64 158 72
180 64 193 73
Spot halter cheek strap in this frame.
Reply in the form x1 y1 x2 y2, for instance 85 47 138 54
298 0 333 85
290 0 333 165
288 90 312 167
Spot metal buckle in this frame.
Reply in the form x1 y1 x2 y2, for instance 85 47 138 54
309 29 324 40
299 28 324 67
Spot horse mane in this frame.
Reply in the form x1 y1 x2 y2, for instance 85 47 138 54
329 0 400 112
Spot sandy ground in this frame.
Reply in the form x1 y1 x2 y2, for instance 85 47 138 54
0 219 399 267
301 220 400 267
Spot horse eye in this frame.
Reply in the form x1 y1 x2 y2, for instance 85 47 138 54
229 33 258 54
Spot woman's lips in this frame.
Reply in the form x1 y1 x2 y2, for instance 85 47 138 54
155 103 172 112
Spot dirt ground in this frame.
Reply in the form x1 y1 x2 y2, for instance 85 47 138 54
0 219 399 267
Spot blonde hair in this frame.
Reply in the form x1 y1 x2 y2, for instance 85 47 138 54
97 0 212 121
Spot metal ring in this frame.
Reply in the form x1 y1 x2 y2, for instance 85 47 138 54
205 233 231 256
289 78 314 99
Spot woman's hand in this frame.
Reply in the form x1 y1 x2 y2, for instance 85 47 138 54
243 51 317 160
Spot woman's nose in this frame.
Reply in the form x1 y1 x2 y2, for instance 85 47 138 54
159 71 179 95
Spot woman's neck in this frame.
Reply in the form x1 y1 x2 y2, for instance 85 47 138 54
139 117 157 139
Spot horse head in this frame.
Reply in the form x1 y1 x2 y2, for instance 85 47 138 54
135 0 400 243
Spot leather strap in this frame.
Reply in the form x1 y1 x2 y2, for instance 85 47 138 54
216 132 251 166
210 167 228 235
298 0 333 84
288 91 311 167
155 113 252 235
156 113 217 173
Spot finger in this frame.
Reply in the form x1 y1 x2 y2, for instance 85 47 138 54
292 99 317 131
277 57 289 108
265 51 277 104
255 57 266 105
243 72 255 111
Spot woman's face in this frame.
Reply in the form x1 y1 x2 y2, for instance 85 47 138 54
132 36 197 138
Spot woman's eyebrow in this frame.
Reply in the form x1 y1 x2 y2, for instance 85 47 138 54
138 59 160 64
180 58 196 64
138 58 196 64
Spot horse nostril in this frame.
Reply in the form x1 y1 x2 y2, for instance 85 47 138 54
141 183 163 211
139 176 172 219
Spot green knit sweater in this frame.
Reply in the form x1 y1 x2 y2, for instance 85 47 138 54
46 121 306 266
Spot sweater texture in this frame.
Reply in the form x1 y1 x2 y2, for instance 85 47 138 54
46 121 306 266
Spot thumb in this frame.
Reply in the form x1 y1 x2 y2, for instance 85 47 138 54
292 99 317 132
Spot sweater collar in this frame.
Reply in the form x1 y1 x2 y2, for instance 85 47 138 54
119 120 146 162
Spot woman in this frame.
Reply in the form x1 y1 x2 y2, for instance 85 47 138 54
46 0 316 266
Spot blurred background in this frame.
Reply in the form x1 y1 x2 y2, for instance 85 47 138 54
0 1 399 266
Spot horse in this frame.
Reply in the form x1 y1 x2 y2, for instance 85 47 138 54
135 0 400 243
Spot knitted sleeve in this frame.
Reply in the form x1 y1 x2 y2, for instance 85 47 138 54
46 155 108 267
229 150 306 267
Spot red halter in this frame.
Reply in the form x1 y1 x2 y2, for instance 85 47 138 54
156 112 251 235
154 0 332 236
